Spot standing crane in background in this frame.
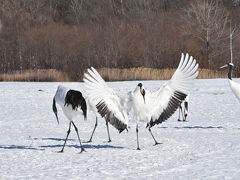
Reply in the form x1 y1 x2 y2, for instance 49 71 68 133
178 95 189 122
219 22 240 102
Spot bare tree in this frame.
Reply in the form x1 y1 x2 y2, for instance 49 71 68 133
229 21 240 70
0 0 49 23
182 0 230 68
70 0 85 24
230 22 235 63
0 19 2 32
233 0 240 6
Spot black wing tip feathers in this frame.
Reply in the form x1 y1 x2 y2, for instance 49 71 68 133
118 126 128 133
149 91 187 128
96 101 127 132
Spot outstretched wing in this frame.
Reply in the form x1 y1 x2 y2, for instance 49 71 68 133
83 67 128 133
148 53 199 127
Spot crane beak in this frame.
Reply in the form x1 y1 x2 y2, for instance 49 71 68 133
220 64 228 69
55 114 59 124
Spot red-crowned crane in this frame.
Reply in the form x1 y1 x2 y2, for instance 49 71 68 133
83 53 199 150
52 85 87 153
220 63 240 102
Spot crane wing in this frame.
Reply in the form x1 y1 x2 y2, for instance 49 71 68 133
83 67 129 133
147 53 199 127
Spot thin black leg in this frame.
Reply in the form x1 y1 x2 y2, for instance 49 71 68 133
181 106 186 121
183 108 186 121
180 106 184 121
72 121 86 153
149 127 161 145
184 114 187 121
106 119 111 142
178 106 181 121
178 106 184 121
183 102 188 121
136 124 140 150
59 122 72 153
86 117 98 143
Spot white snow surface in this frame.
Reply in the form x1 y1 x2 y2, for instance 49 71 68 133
1 79 240 179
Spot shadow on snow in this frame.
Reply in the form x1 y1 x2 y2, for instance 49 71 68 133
0 145 40 150
158 126 224 129
40 144 124 150
0 136 124 151
33 137 75 142
35 137 125 149
0 144 124 151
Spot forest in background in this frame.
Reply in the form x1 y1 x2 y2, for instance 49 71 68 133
0 0 240 81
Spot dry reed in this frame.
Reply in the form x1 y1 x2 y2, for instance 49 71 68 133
96 67 228 81
0 68 229 82
0 69 70 82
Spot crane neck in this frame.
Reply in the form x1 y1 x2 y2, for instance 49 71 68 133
228 66 233 80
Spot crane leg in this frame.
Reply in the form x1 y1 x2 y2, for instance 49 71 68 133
149 127 161 146
184 114 187 121
58 122 72 153
85 117 98 143
72 121 86 153
177 107 181 121
183 102 188 121
136 124 140 150
105 119 112 142
183 108 186 121
178 106 184 121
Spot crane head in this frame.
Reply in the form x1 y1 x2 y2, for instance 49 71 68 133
220 63 234 69
137 83 145 104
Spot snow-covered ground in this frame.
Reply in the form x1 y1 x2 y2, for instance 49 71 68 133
1 79 240 179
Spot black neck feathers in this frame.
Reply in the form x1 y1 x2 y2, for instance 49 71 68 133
65 90 87 119
228 65 233 80
137 83 142 88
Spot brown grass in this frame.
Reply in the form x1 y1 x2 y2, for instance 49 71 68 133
96 67 228 81
0 69 70 82
0 68 229 82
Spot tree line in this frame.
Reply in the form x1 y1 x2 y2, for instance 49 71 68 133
0 0 240 80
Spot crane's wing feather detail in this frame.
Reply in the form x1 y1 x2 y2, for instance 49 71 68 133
148 53 199 127
83 67 128 133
